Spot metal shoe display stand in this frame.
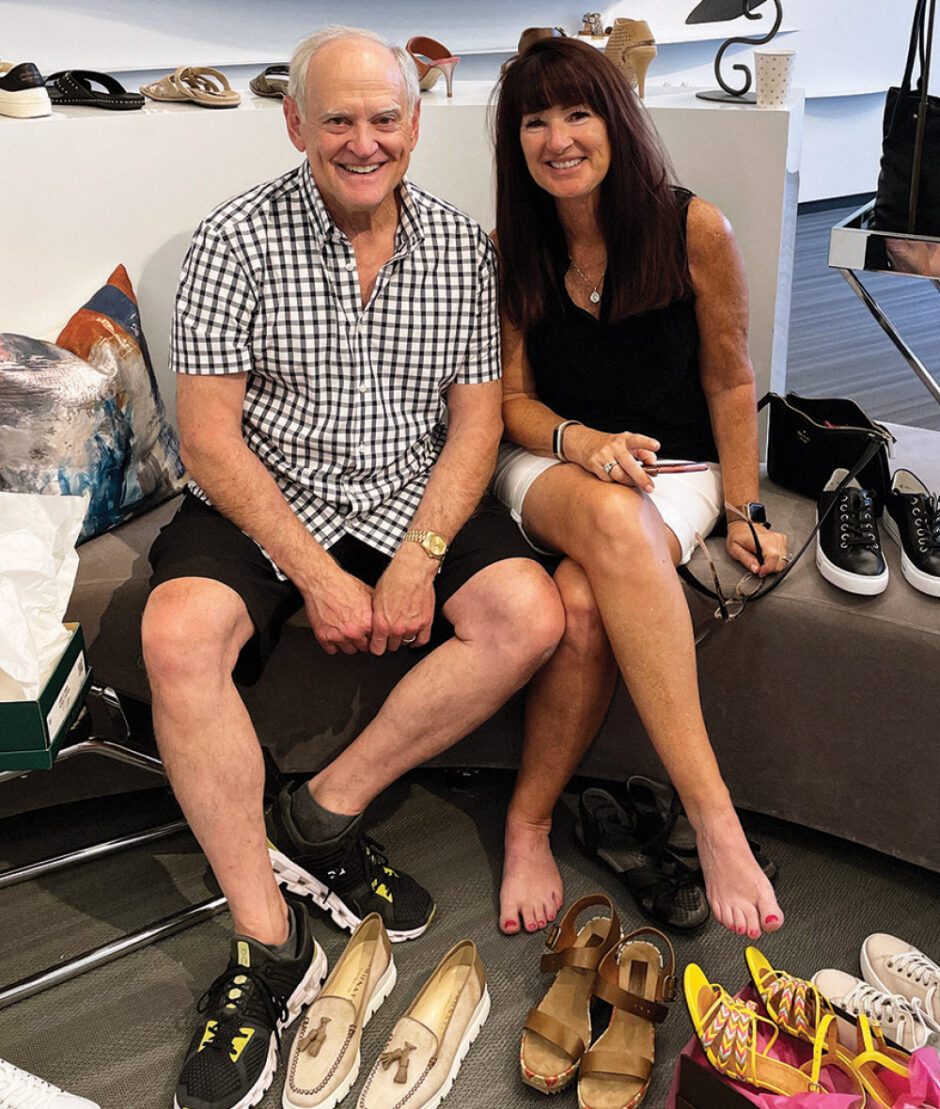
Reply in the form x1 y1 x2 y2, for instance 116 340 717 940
829 201 940 410
0 684 226 1010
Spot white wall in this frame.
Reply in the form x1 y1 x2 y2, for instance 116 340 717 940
1 0 927 200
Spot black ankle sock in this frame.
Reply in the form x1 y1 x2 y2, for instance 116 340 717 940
290 782 359 843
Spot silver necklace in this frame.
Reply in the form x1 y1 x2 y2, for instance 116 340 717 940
568 258 606 304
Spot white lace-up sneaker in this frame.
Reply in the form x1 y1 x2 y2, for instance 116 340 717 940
861 933 940 1027
0 1057 100 1108
813 968 940 1052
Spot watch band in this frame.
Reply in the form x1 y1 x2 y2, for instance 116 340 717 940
726 502 771 529
404 528 449 561
552 420 582 461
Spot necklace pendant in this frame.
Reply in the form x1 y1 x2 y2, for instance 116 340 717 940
590 290 601 304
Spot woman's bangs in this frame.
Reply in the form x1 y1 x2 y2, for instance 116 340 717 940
513 53 604 121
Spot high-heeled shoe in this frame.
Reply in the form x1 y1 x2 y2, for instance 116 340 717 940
406 37 460 97
604 18 657 99
852 1013 911 1108
684 964 864 1099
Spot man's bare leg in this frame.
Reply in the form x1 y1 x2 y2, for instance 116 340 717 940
500 558 618 933
142 577 289 945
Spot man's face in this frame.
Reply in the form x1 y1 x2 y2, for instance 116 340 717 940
284 38 420 226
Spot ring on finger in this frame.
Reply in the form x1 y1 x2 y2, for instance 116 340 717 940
781 555 791 564
402 635 417 644
603 459 618 474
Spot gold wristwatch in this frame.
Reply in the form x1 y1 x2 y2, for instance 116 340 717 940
404 528 449 562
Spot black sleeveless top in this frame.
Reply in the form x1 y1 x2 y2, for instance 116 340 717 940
527 188 718 463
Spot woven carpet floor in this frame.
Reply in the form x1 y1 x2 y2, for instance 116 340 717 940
1 770 938 1109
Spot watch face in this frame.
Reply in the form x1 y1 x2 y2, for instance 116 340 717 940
747 503 768 526
427 535 448 557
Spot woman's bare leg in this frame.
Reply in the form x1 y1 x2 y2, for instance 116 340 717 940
500 558 618 933
517 465 783 937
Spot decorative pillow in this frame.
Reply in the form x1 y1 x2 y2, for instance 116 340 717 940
0 266 185 542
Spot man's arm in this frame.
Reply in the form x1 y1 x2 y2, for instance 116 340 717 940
368 378 503 654
176 374 376 655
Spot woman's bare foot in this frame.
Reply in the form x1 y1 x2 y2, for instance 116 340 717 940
500 814 563 934
692 805 783 937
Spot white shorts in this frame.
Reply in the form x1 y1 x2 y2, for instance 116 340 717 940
490 442 723 565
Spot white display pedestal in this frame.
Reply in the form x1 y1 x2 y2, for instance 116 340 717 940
0 83 802 425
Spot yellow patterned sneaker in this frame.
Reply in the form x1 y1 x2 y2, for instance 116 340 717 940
265 784 434 943
175 894 327 1109
283 914 396 1109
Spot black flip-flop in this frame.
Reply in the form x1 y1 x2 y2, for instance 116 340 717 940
575 786 710 932
46 70 144 110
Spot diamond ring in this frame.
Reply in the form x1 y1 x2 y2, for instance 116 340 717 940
603 460 618 474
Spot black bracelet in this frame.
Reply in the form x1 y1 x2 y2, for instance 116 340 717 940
552 419 582 461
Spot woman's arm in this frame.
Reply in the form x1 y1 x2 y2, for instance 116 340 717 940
687 197 788 574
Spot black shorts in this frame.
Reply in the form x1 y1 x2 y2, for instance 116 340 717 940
148 490 536 685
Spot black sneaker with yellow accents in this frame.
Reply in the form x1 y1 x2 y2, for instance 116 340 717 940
174 894 326 1109
265 783 435 942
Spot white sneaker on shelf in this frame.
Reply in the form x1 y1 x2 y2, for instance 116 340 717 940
813 968 940 1053
861 933 940 1028
0 1057 100 1108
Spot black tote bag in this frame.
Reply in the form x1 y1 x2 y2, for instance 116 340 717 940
872 0 940 235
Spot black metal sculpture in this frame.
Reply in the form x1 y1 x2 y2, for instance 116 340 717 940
687 0 784 102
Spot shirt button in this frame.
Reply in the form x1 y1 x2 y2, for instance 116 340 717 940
358 383 367 393
346 261 356 272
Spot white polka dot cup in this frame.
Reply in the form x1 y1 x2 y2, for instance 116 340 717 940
754 48 795 109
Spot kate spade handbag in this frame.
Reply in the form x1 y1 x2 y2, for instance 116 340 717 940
872 0 940 235
760 392 895 508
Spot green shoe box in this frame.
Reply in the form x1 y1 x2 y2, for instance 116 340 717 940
0 623 93 771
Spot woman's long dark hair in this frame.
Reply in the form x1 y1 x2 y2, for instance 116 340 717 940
493 38 690 330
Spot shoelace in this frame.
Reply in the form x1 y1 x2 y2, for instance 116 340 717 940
0 1058 65 1109
841 979 940 1047
838 490 879 549
911 494 940 552
196 965 289 1055
887 950 940 1020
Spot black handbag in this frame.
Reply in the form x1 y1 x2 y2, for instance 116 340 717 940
872 0 940 235
759 392 895 509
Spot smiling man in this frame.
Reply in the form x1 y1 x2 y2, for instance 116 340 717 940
141 26 563 1109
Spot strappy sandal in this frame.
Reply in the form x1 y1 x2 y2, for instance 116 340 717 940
578 927 677 1109
575 787 709 933
851 1013 911 1107
45 70 144 110
520 894 621 1094
684 964 865 1099
746 947 844 1046
249 63 288 99
140 66 240 109
406 37 460 97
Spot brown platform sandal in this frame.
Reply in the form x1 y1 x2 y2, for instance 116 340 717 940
520 894 621 1094
577 927 676 1109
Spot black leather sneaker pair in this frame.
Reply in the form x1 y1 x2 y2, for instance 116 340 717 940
816 467 940 597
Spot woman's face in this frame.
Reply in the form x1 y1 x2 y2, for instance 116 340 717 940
518 102 611 203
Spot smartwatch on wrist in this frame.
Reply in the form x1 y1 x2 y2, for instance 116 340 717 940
727 502 771 530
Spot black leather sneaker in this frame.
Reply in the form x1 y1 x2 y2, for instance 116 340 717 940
175 893 327 1109
0 62 51 118
265 783 435 942
816 469 889 595
883 468 940 597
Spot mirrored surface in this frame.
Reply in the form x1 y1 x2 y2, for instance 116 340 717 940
829 200 940 279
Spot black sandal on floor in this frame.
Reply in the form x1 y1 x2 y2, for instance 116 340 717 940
574 787 709 932
46 70 145 110
626 775 778 884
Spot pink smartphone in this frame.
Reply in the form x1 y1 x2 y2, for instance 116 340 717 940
641 461 708 474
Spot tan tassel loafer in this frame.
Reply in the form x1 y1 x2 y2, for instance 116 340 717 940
357 940 489 1109
283 914 396 1109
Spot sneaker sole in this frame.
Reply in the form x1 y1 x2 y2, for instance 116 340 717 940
0 88 52 117
882 512 940 597
282 956 397 1109
173 943 328 1109
815 537 888 595
267 844 433 943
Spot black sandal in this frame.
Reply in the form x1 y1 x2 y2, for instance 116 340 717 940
574 787 709 932
46 70 144 110
626 775 778 884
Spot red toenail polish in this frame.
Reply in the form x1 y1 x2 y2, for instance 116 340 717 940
749 930 760 938
765 915 779 924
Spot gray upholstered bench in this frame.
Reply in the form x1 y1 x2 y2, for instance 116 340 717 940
63 422 940 873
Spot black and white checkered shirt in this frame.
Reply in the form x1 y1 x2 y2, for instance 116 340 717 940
171 161 499 560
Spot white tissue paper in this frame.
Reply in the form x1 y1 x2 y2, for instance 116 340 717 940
0 491 88 702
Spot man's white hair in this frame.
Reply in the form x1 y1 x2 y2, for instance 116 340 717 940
288 26 419 118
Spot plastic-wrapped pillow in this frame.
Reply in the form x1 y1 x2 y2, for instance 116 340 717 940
0 266 185 542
